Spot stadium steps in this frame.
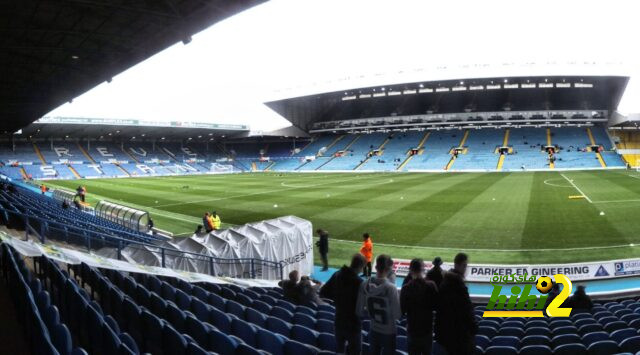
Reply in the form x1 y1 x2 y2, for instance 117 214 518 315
294 139 313 156
315 156 337 170
587 128 607 168
67 165 82 178
294 160 309 170
264 161 276 171
317 135 360 170
19 167 28 180
354 134 392 170
318 135 344 156
445 130 470 171
251 162 257 171
161 147 180 162
32 143 47 164
547 128 555 169
122 147 140 164
77 143 97 163
397 131 430 171
497 129 510 171
115 164 131 176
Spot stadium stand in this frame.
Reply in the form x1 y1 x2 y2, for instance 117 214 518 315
359 131 424 171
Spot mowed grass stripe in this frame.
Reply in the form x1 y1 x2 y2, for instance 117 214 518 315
425 172 533 249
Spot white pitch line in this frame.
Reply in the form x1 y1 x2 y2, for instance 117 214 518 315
592 199 640 204
560 173 593 203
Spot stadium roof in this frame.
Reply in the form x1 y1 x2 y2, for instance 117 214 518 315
14 117 248 141
1 0 265 133
266 75 629 131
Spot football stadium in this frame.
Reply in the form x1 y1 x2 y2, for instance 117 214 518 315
2 1 640 355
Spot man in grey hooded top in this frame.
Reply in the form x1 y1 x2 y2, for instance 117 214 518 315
356 254 401 355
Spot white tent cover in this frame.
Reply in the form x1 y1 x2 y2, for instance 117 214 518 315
97 215 313 280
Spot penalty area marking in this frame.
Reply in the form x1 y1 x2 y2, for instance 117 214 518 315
543 178 572 188
280 178 394 189
560 173 593 203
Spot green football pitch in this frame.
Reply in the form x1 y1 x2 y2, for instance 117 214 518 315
43 170 640 266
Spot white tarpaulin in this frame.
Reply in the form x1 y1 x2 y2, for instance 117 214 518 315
95 215 313 280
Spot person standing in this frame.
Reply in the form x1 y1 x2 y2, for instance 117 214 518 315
40 184 46 195
203 212 214 233
316 229 329 271
401 259 438 355
320 254 366 355
360 233 373 277
211 211 221 230
278 270 300 304
426 256 444 287
357 254 401 355
435 253 477 355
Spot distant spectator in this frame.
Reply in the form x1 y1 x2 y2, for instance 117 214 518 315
360 233 373 277
357 254 401 355
296 276 322 306
435 253 477 355
73 194 82 209
320 254 366 355
278 270 300 303
40 184 46 195
567 285 593 311
194 225 204 234
203 212 214 233
211 211 221 230
316 229 329 271
147 218 154 230
426 256 444 287
401 259 438 355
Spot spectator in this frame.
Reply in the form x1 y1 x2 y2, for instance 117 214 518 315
73 194 82 209
435 253 477 355
278 270 300 303
401 259 438 355
194 225 204 234
357 254 401 355
567 285 593 311
426 256 444 287
147 218 154 230
211 211 221 230
360 233 373 277
296 276 322 306
320 254 366 355
316 229 329 271
203 212 214 233
40 184 46 195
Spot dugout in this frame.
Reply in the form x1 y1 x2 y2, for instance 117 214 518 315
95 200 150 233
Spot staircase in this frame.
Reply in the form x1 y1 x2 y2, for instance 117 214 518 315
586 128 607 168
33 143 46 164
264 161 276 171
19 167 28 180
355 135 390 170
318 136 344 157
68 165 82 178
546 128 554 169
116 164 131 176
497 129 510 171
397 132 430 171
444 130 469 171
122 147 140 164
251 162 257 172
77 143 97 163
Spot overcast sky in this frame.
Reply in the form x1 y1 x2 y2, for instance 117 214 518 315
47 0 640 131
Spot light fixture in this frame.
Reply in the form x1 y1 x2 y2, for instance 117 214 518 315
71 55 79 60
141 133 145 137
503 79 508 83
419 84 424 88
108 133 112 136
161 137 165 140
198 135 202 138
208 133 213 136
460 81 464 85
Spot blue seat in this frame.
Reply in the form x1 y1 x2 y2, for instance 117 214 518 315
315 319 333 333
190 298 210 323
579 323 603 335
235 343 262 355
163 325 188 355
293 313 316 329
256 328 285 355
251 300 271 314
484 345 518 355
166 303 187 332
475 334 490 350
316 311 334 322
501 321 524 329
186 314 211 346
221 287 237 300
574 318 597 329
571 313 592 321
553 343 587 355
276 299 296 313
192 286 209 303
150 292 168 319
175 289 191 310
284 340 319 355
208 328 238 355
141 310 164 354
101 320 122 355
290 324 318 347
525 327 551 337
271 306 294 323
519 345 552 355
490 336 519 348
396 335 408 352
246 307 267 328
186 342 208 355
208 291 226 310
549 320 573 329
620 336 640 353
587 340 619 355
296 306 315 317
236 293 253 307
553 326 578 336
232 318 257 347
226 300 246 319
44 305 61 330
552 334 581 348
581 331 610 346
525 320 547 329
478 326 498 338
611 328 637 344
118 333 139 355
317 332 337 353
597 316 617 326
521 335 550 347
603 321 627 333
52 323 73 355
135 285 151 307
209 306 232 333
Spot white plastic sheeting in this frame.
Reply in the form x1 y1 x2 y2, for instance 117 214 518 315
96 215 313 280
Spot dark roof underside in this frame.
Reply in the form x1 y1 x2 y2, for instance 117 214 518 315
1 0 265 133
266 76 629 131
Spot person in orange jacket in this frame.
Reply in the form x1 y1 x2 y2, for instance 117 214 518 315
40 184 47 195
360 233 373 277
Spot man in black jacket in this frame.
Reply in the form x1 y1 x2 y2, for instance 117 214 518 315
435 253 477 355
426 256 444 287
401 259 438 355
316 229 329 271
319 254 366 355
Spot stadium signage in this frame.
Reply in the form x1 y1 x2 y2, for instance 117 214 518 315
482 274 573 318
